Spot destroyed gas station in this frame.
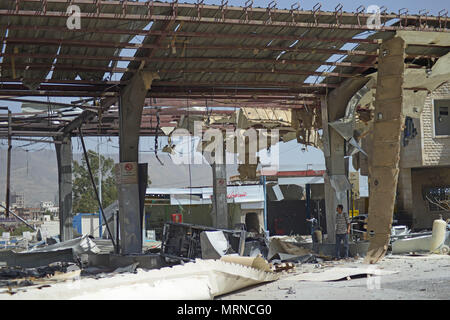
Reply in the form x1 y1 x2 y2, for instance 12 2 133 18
0 0 449 301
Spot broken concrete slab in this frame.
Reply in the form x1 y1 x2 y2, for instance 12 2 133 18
268 236 312 260
285 267 398 282
2 258 278 300
220 255 272 272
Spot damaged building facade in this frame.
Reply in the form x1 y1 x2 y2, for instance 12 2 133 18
397 82 450 230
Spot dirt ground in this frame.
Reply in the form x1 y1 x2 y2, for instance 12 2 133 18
218 254 450 300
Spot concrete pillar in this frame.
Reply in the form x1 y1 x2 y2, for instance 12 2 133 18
118 71 158 254
321 78 370 243
211 161 228 229
55 134 73 241
365 37 406 264
397 167 413 214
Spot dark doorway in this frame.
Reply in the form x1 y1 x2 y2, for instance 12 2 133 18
245 212 260 232
267 200 326 236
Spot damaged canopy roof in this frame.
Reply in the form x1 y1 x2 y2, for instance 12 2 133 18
0 0 448 106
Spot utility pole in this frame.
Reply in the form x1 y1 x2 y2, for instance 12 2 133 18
0 107 11 218
97 138 103 238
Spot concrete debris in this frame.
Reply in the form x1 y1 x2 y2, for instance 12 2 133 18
112 262 139 274
391 230 450 255
272 253 324 264
220 255 272 272
271 262 296 273
2 258 279 300
29 235 100 255
285 267 399 282
268 236 312 260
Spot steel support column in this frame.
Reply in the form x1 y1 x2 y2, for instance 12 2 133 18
55 134 73 241
321 77 370 243
118 71 158 254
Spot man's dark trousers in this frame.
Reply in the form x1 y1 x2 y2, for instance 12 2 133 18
335 233 349 259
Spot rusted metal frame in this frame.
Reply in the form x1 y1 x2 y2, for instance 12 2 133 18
334 3 343 27
265 0 276 25
241 0 253 23
0 62 130 73
311 3 322 26
0 52 377 68
0 77 124 86
157 67 356 78
0 37 381 57
1 10 446 32
0 82 120 92
150 57 375 68
355 5 365 27
418 9 429 28
147 92 321 100
380 6 388 27
148 91 320 99
148 87 323 95
193 0 204 21
438 9 448 30
0 22 380 45
289 2 300 25
217 0 228 22
144 98 311 108
0 78 333 90
0 62 356 78
398 8 409 29
8 0 447 28
4 0 434 20
0 89 322 99
1 62 358 78
154 80 337 88
0 90 119 97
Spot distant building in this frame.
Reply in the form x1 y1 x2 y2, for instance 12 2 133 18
16 207 41 220
10 192 25 208
40 201 59 214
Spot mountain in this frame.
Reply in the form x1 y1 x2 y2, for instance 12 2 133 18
0 149 239 207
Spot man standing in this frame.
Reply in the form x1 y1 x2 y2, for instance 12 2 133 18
335 204 350 259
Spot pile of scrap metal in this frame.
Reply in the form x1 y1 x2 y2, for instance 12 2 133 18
0 235 105 290
161 222 331 276
165 106 322 180
161 222 268 262
390 218 450 255
0 262 80 291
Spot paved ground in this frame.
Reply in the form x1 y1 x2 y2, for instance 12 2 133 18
218 254 450 300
